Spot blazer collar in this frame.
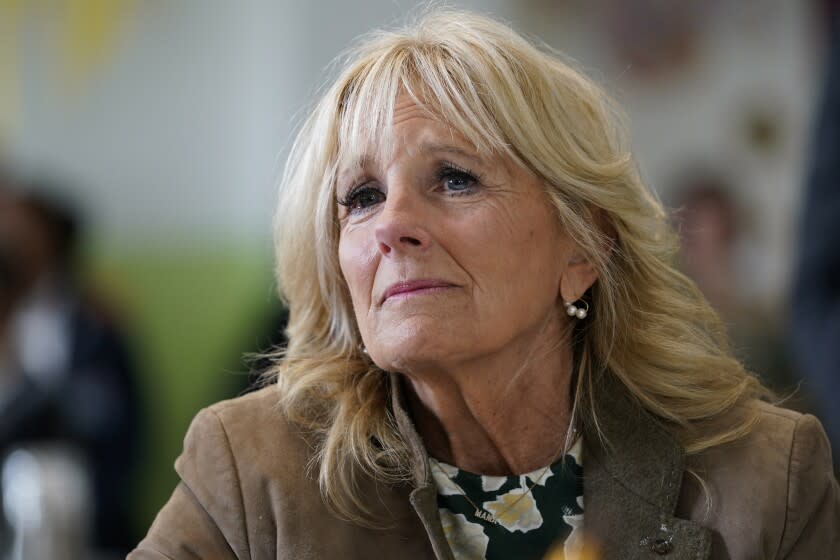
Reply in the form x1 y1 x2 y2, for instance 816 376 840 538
389 373 455 560
388 372 712 560
583 373 712 559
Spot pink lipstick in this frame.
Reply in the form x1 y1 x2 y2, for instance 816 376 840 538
381 279 455 302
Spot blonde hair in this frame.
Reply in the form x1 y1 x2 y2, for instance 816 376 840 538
271 9 768 525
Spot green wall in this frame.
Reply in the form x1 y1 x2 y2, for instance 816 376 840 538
88 244 276 533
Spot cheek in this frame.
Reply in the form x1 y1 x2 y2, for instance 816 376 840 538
337 230 378 311
473 200 565 301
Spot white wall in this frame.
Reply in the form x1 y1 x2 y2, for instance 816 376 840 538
3 0 822 301
4 0 510 246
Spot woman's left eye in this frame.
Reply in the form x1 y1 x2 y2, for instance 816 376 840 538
439 166 478 194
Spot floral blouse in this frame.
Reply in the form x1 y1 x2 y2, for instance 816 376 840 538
429 438 584 560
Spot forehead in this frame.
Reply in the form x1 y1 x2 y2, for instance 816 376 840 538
392 93 430 124
335 92 488 175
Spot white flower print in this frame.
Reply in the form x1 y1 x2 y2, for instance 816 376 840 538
430 459 463 496
484 487 544 533
439 510 489 560
522 465 553 488
431 437 585 558
562 509 584 558
433 459 459 478
481 474 507 492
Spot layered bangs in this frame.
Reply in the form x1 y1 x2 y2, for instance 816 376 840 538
331 35 517 188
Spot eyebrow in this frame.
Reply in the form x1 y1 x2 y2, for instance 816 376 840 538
416 142 483 164
343 142 482 171
336 142 484 189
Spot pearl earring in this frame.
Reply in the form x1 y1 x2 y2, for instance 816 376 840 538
564 299 590 320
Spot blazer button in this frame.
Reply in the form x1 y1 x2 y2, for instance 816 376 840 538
640 524 674 555
651 537 673 555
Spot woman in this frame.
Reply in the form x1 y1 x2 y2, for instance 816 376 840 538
130 10 839 560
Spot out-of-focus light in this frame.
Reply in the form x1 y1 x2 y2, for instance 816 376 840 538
0 0 135 140
2 449 43 529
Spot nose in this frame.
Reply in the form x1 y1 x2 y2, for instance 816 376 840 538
374 191 431 257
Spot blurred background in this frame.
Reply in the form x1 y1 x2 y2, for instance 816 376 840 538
0 0 838 557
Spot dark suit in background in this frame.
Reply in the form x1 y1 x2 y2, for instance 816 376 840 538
792 26 840 468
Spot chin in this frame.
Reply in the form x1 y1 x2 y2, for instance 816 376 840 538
369 326 459 373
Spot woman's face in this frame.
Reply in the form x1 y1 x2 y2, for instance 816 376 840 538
337 95 585 374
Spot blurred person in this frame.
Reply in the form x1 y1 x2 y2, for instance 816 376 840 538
672 176 739 313
673 176 802 402
0 176 141 556
793 20 840 470
131 10 838 560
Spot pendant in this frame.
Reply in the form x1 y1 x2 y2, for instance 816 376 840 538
474 508 498 524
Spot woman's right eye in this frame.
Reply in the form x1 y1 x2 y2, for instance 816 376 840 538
338 185 385 213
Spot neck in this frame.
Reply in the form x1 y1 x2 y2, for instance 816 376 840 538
403 308 575 476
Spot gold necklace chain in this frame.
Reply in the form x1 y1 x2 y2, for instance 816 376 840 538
430 428 578 526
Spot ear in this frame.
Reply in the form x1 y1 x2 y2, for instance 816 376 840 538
559 248 598 303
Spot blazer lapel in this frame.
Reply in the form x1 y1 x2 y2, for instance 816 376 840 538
584 376 712 559
390 373 456 560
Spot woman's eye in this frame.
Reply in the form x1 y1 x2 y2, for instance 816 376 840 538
440 168 478 193
338 185 385 213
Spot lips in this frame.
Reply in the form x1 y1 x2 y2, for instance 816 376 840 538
381 279 456 303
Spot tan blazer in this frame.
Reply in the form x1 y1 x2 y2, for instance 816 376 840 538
129 375 839 559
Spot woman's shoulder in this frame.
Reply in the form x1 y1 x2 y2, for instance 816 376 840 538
679 400 839 557
719 400 832 469
174 385 319 505
181 384 312 469
687 400 831 473
198 384 288 430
